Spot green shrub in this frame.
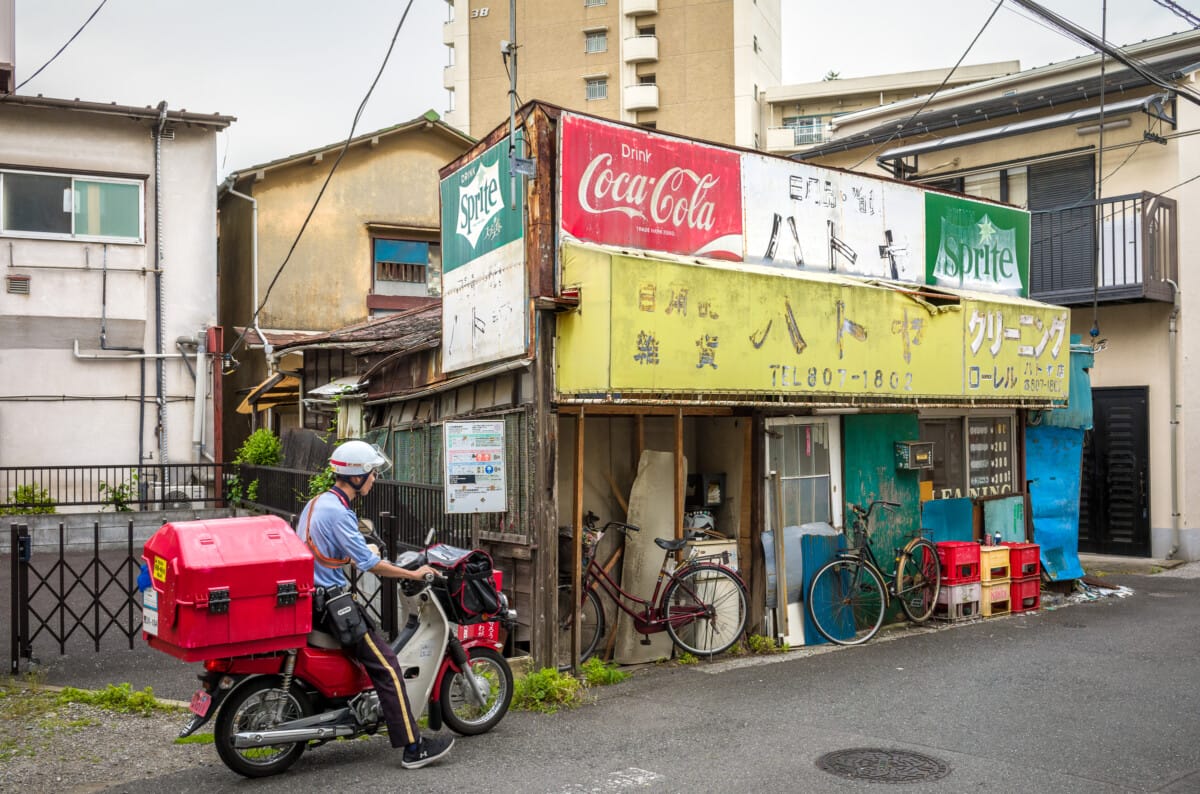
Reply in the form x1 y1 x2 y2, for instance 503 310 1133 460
676 651 699 665
580 656 629 687
98 471 138 512
512 667 583 713
0 484 57 515
304 465 335 501
235 429 283 466
228 429 282 504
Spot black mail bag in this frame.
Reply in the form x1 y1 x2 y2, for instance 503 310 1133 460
427 544 501 624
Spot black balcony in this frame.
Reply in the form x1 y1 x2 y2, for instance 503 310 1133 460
1029 192 1177 306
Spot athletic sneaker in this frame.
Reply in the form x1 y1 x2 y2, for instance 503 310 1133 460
401 734 454 769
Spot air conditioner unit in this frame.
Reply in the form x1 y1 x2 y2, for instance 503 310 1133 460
149 483 208 511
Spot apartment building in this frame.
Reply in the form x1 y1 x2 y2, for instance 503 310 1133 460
441 0 780 148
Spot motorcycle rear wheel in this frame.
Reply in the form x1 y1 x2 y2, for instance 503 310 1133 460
439 646 513 736
214 678 313 778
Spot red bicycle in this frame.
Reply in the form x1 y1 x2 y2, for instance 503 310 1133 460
558 512 748 668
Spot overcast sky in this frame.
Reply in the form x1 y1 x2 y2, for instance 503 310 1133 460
10 0 1195 177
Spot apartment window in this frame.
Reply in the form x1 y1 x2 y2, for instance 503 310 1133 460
639 74 656 85
637 25 655 36
585 0 606 6
586 78 608 101
374 238 436 285
585 30 607 53
1 169 142 242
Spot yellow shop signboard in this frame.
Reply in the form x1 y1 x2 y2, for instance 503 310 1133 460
556 245 1068 403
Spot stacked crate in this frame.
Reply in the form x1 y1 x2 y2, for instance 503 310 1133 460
933 541 981 622
979 544 1012 617
1003 542 1042 613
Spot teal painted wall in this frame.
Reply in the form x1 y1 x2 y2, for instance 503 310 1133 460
843 413 922 562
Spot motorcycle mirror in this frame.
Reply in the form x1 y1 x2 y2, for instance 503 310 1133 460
358 517 375 536
424 527 435 547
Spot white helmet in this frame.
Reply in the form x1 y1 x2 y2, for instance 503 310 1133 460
329 440 391 477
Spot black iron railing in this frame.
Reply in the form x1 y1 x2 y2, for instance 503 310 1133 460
1030 191 1177 306
0 463 231 512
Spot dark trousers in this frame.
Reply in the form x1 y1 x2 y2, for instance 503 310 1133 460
351 625 421 748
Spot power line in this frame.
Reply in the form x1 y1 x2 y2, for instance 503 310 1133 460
14 0 109 92
848 0 1006 171
1147 0 1200 28
228 0 417 360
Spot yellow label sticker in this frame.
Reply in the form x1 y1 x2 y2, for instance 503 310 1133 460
152 556 167 582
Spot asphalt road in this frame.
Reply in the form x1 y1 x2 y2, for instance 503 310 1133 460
3 562 1195 793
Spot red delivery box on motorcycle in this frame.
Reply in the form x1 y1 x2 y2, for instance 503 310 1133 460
141 515 314 661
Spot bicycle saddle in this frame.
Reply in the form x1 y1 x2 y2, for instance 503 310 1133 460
654 537 690 551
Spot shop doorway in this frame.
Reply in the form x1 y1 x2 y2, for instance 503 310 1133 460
763 417 843 644
1079 386 1150 556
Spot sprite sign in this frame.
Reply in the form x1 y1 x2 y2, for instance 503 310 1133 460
440 135 524 273
925 193 1029 297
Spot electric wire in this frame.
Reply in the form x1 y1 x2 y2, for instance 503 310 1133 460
847 0 1005 171
1147 0 1200 28
228 0 416 360
14 0 110 92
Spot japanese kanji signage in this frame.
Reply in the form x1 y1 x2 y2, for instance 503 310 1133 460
439 135 528 373
444 420 507 514
558 113 744 260
556 245 1067 402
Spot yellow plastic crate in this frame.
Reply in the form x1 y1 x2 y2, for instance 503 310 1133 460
979 546 1011 583
981 580 1011 617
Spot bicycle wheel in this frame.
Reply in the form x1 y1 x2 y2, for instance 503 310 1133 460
556 582 604 670
663 564 747 657
896 538 941 623
807 558 886 646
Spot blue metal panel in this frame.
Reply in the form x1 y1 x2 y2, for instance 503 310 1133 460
1025 424 1086 581
1038 336 1094 430
921 498 974 544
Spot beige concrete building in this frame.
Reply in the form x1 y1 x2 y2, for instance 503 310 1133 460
798 30 1200 561
442 0 780 148
761 61 1019 156
216 112 473 455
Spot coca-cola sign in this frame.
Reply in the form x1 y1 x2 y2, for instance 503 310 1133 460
559 113 743 260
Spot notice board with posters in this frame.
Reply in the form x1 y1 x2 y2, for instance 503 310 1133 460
444 420 506 514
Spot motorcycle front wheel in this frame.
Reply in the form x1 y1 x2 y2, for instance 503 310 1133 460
214 677 313 778
439 646 513 736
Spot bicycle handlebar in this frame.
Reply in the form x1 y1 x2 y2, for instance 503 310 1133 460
604 520 640 534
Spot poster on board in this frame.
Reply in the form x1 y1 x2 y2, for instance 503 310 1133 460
444 420 506 514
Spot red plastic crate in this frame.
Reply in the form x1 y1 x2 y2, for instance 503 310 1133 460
1002 542 1041 580
936 541 981 585
142 516 314 662
1010 577 1041 612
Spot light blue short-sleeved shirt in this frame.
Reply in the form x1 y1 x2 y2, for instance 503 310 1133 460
296 488 381 589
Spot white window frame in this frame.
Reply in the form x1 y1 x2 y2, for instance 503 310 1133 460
585 30 608 53
586 78 608 101
584 0 607 6
0 168 145 244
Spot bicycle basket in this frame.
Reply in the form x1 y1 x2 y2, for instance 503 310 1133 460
427 544 502 624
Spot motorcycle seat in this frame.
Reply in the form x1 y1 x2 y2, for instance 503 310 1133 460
307 629 342 649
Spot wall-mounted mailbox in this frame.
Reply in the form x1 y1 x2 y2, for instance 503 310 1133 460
895 441 934 470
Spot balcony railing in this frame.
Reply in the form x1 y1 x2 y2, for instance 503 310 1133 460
624 34 658 64
625 0 657 15
624 83 659 112
766 125 832 151
1029 192 1177 306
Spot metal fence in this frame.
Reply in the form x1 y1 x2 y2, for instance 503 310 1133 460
8 518 403 674
0 463 231 512
236 465 474 550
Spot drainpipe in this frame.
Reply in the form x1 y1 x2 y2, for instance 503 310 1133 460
1166 278 1181 559
99 243 148 468
191 332 213 462
154 100 169 465
219 182 274 370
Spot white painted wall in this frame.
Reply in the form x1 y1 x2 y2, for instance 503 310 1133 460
0 105 221 473
733 0 781 149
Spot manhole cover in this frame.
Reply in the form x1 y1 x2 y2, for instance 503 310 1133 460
816 748 950 784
